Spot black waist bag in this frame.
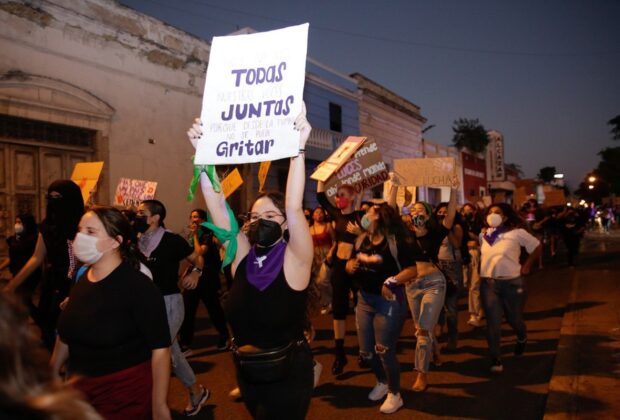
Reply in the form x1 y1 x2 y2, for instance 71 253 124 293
232 340 302 384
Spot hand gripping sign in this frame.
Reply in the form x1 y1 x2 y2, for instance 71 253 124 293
195 24 309 165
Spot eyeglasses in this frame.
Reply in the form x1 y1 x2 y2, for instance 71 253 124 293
246 211 284 222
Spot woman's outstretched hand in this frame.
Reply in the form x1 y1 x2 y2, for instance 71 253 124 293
294 102 311 150
187 118 202 150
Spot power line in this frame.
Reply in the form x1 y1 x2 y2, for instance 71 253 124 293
138 0 620 57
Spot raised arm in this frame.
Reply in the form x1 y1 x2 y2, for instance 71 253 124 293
3 233 46 292
187 120 251 274
283 104 314 291
442 187 458 230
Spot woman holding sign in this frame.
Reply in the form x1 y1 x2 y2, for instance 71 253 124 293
316 183 365 375
186 105 314 419
404 187 457 392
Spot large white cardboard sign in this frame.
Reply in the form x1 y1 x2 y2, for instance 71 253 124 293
195 24 309 165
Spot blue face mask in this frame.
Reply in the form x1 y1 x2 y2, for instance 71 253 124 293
361 214 371 230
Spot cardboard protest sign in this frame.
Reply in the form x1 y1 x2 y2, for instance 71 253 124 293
394 157 459 188
71 162 104 204
114 178 157 207
310 136 366 182
258 161 271 192
323 139 389 206
221 168 244 198
543 189 566 207
196 24 309 165
514 186 528 209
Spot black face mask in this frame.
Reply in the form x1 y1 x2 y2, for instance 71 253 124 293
248 219 283 247
134 216 149 233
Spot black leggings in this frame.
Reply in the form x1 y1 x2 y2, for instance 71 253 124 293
179 270 228 346
330 259 354 320
237 342 314 420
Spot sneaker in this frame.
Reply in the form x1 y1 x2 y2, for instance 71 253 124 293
368 382 389 401
515 338 527 356
467 315 481 327
181 345 193 358
184 385 209 416
313 360 323 388
228 387 241 399
217 336 229 351
380 392 403 414
490 358 503 374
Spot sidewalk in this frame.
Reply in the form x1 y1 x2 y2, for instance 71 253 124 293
543 235 620 419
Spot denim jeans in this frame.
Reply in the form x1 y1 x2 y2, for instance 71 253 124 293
438 260 463 343
465 248 483 317
164 293 197 388
356 289 406 394
405 270 446 373
480 277 527 360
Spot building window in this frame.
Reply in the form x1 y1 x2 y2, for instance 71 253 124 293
329 102 342 132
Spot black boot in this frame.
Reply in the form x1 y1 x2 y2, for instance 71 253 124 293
331 339 347 375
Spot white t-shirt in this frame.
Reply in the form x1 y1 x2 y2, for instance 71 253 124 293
479 228 540 279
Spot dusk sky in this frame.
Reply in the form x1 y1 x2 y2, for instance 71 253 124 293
120 0 620 191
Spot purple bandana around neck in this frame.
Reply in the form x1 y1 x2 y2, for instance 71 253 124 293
483 226 506 246
246 240 287 291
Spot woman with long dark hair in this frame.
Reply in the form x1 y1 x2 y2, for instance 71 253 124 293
404 187 457 392
187 105 314 419
346 203 417 414
51 206 172 420
4 180 84 350
479 203 541 373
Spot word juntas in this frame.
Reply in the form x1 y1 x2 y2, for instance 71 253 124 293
215 62 291 158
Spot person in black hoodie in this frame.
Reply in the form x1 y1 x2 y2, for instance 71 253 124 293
4 180 84 351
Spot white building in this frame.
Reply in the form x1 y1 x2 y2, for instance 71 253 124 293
0 0 211 247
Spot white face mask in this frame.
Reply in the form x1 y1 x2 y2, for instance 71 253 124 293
487 213 503 228
73 232 104 264
14 223 24 234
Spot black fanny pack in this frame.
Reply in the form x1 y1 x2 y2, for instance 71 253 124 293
231 339 304 384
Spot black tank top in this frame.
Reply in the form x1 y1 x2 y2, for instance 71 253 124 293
224 255 308 348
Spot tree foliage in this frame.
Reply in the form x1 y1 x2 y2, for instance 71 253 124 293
608 114 620 140
537 166 556 183
451 118 489 154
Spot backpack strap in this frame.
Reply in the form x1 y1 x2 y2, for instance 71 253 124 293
74 265 88 284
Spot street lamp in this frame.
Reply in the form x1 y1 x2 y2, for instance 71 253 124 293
588 176 596 183
588 185 594 190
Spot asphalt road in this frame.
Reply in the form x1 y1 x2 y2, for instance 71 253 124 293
168 232 620 419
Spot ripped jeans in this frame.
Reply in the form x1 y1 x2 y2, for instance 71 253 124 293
164 293 197 388
405 271 446 373
480 277 527 360
356 289 407 394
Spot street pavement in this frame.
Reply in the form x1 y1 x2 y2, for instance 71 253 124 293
169 230 620 419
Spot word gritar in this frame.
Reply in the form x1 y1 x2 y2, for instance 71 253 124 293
216 138 275 158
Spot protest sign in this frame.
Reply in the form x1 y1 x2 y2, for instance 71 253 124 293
221 168 244 198
258 161 271 192
71 162 104 204
393 157 459 187
310 136 366 182
114 178 157 207
544 189 566 207
323 139 389 206
195 24 309 165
